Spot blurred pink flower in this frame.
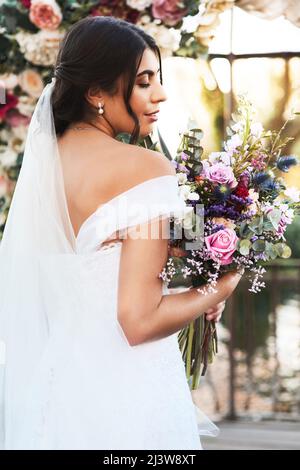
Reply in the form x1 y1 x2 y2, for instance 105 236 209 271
29 0 62 31
0 93 18 120
5 109 31 127
152 0 188 26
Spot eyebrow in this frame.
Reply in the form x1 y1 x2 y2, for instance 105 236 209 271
136 67 160 77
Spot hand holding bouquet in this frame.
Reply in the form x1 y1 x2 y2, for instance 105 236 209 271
159 96 300 387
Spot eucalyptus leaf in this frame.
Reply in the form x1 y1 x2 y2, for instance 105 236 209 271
239 220 249 237
188 129 204 140
267 208 281 230
248 216 264 234
275 243 292 259
238 239 252 256
265 241 278 260
263 221 276 232
252 239 266 252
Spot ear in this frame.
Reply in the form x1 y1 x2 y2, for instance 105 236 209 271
85 86 103 108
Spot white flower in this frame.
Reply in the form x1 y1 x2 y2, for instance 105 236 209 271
182 206 194 230
10 128 27 152
250 122 264 138
176 172 187 185
137 19 180 57
0 73 19 90
248 188 260 214
279 203 289 212
18 69 44 98
0 129 11 143
0 148 18 168
16 94 37 117
248 188 259 202
284 187 300 203
15 29 65 66
139 14 151 24
178 184 192 201
126 0 152 11
208 151 231 166
278 203 294 220
231 121 244 133
285 208 294 221
188 192 200 201
224 134 243 152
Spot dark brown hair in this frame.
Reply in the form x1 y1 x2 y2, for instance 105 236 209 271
51 16 163 144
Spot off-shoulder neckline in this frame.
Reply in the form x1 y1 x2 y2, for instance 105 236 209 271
74 174 178 241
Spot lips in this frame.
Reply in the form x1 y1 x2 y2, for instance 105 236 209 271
145 110 159 116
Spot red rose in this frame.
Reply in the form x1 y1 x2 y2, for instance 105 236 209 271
0 93 19 120
234 184 249 198
20 0 31 8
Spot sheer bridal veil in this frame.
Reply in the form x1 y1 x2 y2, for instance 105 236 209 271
0 78 84 448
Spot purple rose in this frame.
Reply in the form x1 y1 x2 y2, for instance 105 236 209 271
203 163 237 188
152 0 188 26
205 228 239 265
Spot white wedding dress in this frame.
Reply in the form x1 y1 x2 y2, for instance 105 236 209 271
2 174 218 450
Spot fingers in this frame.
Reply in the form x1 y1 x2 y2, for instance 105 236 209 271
236 266 245 276
205 301 226 322
168 245 187 257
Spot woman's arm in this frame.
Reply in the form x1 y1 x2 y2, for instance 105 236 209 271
117 216 242 346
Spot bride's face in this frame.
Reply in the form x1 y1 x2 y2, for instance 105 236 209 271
128 48 167 138
86 48 167 139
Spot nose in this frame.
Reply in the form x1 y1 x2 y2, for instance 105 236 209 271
152 81 168 103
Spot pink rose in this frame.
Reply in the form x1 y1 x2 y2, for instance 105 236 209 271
152 0 188 26
203 162 237 188
6 109 31 127
29 0 62 31
205 228 239 265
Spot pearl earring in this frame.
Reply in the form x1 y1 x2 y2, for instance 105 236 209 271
98 102 104 115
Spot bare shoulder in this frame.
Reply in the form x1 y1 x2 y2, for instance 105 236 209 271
124 144 176 181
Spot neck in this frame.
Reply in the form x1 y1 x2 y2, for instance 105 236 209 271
71 120 116 140
91 115 116 138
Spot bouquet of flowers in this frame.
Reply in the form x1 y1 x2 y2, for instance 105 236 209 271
159 96 300 388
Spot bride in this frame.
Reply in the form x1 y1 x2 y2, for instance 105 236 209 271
0 16 242 450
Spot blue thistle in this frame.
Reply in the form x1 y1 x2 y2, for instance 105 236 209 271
252 171 270 186
276 155 298 172
260 179 280 192
213 184 231 201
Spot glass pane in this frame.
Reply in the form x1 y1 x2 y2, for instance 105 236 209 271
209 7 300 55
232 57 300 185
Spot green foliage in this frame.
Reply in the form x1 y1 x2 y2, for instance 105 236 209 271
285 215 300 258
175 32 208 59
